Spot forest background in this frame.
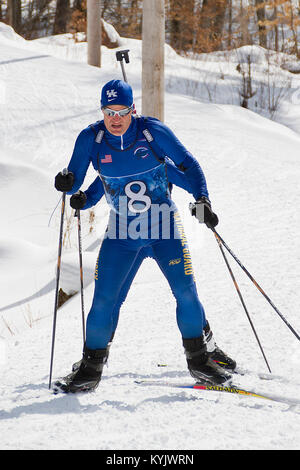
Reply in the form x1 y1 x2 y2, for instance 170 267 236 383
2 0 300 58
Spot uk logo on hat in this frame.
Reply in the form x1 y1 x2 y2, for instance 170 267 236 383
101 79 133 107
106 89 118 99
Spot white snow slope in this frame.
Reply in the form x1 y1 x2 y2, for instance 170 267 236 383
0 23 300 451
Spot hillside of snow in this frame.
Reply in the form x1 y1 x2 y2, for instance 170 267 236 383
0 22 300 450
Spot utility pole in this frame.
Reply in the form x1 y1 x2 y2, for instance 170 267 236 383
142 0 165 121
87 0 101 67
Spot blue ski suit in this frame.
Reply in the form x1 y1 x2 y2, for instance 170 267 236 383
67 115 210 349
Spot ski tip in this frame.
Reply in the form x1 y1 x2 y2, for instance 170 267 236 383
52 381 70 394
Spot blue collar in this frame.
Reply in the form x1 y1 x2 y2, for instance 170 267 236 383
104 117 138 150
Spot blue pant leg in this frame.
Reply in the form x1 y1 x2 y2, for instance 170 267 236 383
151 237 206 339
86 238 140 349
111 247 151 332
111 244 208 335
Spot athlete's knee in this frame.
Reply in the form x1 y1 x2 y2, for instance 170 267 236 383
172 282 199 305
92 288 117 312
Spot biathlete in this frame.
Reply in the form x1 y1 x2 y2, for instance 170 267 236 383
54 79 235 393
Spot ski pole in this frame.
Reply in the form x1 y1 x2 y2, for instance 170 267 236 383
75 209 86 345
211 228 300 343
49 168 68 389
213 232 272 373
116 49 130 83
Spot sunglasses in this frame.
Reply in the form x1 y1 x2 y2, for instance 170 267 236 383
102 106 133 118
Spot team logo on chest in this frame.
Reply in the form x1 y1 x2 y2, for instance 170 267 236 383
134 146 149 159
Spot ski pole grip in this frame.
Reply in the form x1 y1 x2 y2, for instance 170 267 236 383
62 168 68 176
116 50 130 63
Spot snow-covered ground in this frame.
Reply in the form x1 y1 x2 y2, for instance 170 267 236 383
0 22 300 450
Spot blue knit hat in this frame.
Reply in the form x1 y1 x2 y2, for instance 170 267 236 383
101 79 133 108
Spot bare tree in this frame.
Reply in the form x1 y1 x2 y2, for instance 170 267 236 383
127 0 141 37
255 0 267 48
286 0 299 56
227 0 233 48
20 1 55 39
53 0 70 34
271 1 279 51
199 0 228 52
7 0 21 33
168 0 190 51
73 0 84 9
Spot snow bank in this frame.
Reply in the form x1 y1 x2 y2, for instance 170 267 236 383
0 22 299 451
0 22 26 44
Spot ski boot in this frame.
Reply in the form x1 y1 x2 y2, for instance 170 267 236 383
204 322 236 371
63 333 115 382
54 345 108 393
183 335 232 386
69 334 114 378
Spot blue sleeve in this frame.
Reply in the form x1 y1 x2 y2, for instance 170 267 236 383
165 158 193 194
147 118 209 200
67 127 95 195
83 176 105 210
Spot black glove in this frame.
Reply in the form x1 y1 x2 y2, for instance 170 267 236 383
54 170 74 192
189 196 219 228
70 191 87 210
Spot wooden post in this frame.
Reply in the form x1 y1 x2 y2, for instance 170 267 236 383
87 0 101 67
142 0 165 121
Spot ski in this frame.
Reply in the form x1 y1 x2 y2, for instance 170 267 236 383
52 377 76 394
233 366 300 385
52 362 102 394
52 381 70 394
52 378 98 394
52 360 83 393
52 371 80 394
157 363 299 386
135 379 300 406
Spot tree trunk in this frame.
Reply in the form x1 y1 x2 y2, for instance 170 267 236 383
128 0 141 37
199 0 228 51
227 0 233 48
239 0 249 46
273 3 279 51
287 0 298 56
169 0 181 51
73 0 85 10
53 0 70 35
255 0 267 48
168 0 196 52
7 0 22 33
